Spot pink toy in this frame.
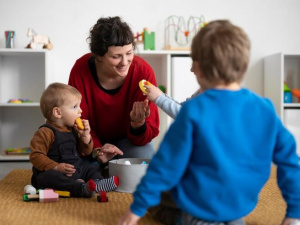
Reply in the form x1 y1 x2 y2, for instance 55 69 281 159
39 189 59 202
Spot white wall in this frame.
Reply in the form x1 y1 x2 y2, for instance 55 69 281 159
0 0 300 95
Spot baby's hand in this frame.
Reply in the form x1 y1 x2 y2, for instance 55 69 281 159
145 84 163 102
76 119 91 144
54 163 76 177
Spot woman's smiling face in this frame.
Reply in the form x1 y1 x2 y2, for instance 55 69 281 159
98 44 134 78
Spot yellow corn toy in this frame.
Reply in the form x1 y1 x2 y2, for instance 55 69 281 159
75 118 84 130
139 79 152 94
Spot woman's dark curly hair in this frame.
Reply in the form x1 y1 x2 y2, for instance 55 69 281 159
88 16 136 57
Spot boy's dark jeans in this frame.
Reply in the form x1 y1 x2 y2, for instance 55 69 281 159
148 192 245 225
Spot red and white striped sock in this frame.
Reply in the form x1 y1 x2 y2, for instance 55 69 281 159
94 176 119 192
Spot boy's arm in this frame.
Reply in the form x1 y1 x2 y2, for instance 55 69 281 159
29 127 58 171
155 94 182 119
145 84 181 119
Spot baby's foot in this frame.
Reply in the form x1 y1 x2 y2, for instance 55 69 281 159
94 176 119 192
81 179 96 198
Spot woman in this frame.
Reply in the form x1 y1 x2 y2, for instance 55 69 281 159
68 16 159 164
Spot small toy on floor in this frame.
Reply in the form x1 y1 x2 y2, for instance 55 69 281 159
24 184 36 195
54 190 71 197
23 189 59 203
97 191 108 202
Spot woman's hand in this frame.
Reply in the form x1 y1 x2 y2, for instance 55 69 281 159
130 99 150 128
118 209 140 225
93 144 123 163
53 163 76 177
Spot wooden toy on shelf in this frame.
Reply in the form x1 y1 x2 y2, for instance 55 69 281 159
134 28 155 50
25 28 53 50
164 15 206 50
292 88 300 103
5 147 31 155
284 83 292 103
7 98 33 104
143 28 155 50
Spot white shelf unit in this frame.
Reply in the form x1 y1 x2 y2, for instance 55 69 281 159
0 49 48 161
264 52 300 155
136 50 199 149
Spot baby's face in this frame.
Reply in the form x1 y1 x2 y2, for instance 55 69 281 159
59 95 82 127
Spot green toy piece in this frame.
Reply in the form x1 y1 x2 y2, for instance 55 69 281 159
143 28 155 50
284 83 291 92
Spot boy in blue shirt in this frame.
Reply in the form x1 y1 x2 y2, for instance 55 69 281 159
118 20 300 225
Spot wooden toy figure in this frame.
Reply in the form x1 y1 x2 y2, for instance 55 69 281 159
26 28 53 50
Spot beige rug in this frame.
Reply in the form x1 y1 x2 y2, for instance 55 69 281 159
0 169 161 225
0 167 286 225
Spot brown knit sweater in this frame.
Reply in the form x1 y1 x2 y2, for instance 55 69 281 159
29 121 93 171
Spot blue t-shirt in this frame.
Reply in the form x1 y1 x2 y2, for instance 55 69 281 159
131 88 300 221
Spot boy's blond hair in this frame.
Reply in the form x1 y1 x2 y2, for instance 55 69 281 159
191 20 250 85
40 82 81 120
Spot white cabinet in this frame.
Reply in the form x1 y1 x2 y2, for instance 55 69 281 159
0 49 48 161
264 52 300 155
171 56 199 103
136 50 198 149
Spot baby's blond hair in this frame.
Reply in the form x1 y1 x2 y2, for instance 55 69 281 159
40 82 81 120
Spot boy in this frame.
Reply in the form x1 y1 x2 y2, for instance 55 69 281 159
118 20 300 225
30 82 119 197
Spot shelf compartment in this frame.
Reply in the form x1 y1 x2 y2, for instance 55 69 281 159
0 107 45 152
0 53 46 103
